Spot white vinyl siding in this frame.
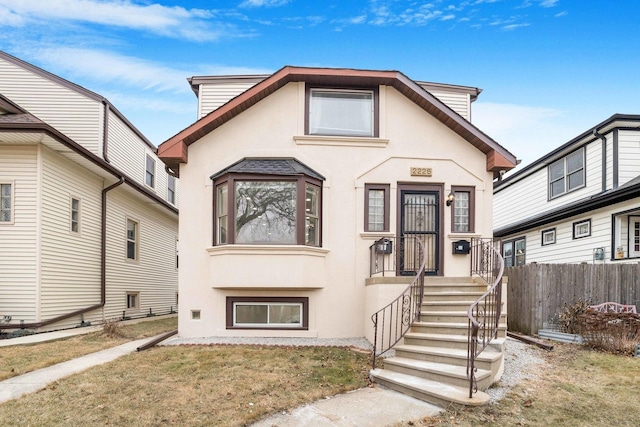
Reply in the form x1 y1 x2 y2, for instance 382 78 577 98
617 130 640 186
0 146 38 322
429 91 471 120
494 139 603 230
39 146 103 321
198 81 264 118
0 56 103 155
103 190 179 320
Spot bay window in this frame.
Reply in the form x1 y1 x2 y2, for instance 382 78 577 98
212 158 324 246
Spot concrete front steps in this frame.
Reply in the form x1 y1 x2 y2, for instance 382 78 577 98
370 277 505 408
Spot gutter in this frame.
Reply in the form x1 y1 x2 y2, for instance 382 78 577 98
1 177 126 330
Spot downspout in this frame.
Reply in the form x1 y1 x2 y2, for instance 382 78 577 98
1 177 125 330
593 126 607 193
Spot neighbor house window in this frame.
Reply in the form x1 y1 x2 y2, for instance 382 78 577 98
126 292 139 309
0 182 13 223
541 228 556 246
549 148 585 199
226 297 308 329
145 154 155 188
212 158 324 247
573 219 591 239
365 184 390 232
451 186 475 233
126 218 139 260
503 237 526 267
70 197 80 233
167 175 176 204
307 87 377 137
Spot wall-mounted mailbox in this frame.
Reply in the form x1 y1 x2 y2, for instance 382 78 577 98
375 238 393 254
452 239 470 255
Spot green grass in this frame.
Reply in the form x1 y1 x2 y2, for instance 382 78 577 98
0 344 372 426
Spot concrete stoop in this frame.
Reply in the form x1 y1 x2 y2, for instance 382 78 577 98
370 277 504 409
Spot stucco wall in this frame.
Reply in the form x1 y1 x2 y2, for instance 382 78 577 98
177 81 494 339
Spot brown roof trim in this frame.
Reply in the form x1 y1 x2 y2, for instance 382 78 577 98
158 66 517 176
0 116 178 215
0 50 157 150
0 94 26 114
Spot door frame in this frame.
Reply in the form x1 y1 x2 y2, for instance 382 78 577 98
396 183 444 276
629 216 640 258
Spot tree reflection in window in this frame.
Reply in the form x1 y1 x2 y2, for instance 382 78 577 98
235 181 297 244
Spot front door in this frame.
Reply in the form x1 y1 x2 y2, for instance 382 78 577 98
399 188 441 275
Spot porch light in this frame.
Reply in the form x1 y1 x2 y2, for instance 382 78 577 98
446 193 455 206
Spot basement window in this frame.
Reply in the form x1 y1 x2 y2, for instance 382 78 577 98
226 297 308 329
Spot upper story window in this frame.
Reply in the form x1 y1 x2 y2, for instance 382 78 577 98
451 186 475 233
145 154 155 188
0 182 13 223
364 184 389 232
212 158 324 247
70 197 80 233
167 175 176 204
548 148 585 199
307 87 378 137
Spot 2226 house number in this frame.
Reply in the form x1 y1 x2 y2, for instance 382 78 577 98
410 167 432 177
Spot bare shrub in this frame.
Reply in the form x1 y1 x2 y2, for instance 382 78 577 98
578 310 640 355
101 318 127 338
556 299 592 334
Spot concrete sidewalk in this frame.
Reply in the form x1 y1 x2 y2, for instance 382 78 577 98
0 336 154 404
250 386 441 426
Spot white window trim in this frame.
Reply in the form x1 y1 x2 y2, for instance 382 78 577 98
145 154 156 189
0 181 15 225
70 196 81 234
548 147 585 199
126 292 140 310
573 219 591 239
126 217 140 262
541 228 556 246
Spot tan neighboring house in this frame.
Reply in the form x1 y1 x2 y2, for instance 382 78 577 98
0 50 179 332
158 66 516 341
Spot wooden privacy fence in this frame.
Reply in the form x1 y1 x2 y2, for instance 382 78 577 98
505 263 640 335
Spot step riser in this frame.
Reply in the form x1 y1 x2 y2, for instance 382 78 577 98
424 285 488 293
383 362 493 390
411 324 507 337
372 376 463 408
422 303 503 312
421 314 507 323
403 336 469 350
394 349 497 372
424 293 485 302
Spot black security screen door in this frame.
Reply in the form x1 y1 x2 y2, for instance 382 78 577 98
400 190 439 275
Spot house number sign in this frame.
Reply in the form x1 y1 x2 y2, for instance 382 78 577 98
410 167 432 177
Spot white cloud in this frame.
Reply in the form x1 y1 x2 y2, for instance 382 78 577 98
554 11 568 17
22 46 271 95
0 0 231 42
240 0 291 7
540 0 559 7
0 5 25 26
503 22 530 30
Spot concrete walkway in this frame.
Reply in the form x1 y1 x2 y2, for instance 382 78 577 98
0 336 154 404
250 386 441 426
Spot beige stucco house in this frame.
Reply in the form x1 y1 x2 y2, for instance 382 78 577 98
0 50 179 332
158 66 516 342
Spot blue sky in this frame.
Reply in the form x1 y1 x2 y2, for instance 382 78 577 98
0 0 638 170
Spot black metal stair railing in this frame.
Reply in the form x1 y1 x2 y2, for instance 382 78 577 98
370 236 426 369
467 238 505 398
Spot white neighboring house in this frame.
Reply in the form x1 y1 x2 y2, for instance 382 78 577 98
494 114 640 265
0 50 179 332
